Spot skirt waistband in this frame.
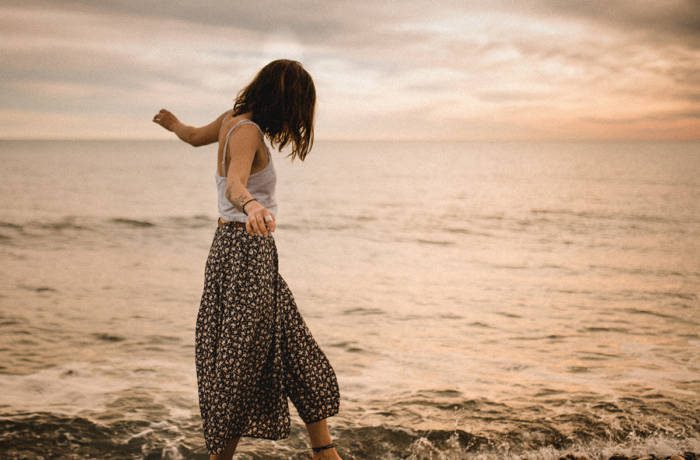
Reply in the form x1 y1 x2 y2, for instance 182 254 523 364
218 217 247 228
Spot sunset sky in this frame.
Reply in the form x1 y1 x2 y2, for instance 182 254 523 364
1 0 698 141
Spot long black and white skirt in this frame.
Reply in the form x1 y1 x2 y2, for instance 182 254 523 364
195 221 341 456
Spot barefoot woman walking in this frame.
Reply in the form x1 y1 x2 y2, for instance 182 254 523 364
153 59 342 460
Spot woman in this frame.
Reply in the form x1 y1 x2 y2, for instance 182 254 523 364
152 59 342 460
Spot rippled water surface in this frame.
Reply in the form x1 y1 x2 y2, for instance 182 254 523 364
1 139 698 459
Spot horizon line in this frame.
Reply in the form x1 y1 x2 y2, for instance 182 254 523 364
1 137 699 143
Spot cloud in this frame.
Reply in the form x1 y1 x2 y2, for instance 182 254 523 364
527 0 700 47
0 0 698 140
582 108 700 124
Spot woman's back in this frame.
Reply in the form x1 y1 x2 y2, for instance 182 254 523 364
215 117 277 223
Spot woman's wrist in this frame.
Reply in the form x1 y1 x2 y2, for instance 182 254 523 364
228 190 252 213
241 198 258 215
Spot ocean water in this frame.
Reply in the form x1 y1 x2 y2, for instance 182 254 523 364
0 139 698 460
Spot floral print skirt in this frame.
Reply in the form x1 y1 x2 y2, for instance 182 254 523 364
195 221 341 455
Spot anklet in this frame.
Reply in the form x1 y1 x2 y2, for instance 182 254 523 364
311 442 336 453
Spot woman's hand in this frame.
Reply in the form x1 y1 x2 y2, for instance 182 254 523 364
152 108 180 132
244 200 276 237
153 108 231 146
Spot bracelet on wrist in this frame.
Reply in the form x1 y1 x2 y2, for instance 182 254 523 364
241 198 257 215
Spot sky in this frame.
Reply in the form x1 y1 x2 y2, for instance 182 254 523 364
1 0 699 141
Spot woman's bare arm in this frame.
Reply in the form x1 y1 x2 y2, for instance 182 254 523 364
224 125 276 237
152 108 232 146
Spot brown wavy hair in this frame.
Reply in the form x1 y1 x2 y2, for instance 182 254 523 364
232 59 316 162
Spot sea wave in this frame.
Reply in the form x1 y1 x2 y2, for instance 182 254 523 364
0 410 697 459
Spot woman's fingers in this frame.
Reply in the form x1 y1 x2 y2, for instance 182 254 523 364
245 207 275 237
246 208 264 236
261 211 276 235
240 199 274 237
153 108 165 120
152 109 176 130
255 213 268 237
265 214 276 233
247 218 262 236
246 219 254 236
248 214 260 236
244 203 258 236
152 110 165 125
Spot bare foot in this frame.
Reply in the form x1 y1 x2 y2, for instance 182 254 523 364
311 446 342 460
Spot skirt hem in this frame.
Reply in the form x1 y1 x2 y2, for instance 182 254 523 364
302 407 341 425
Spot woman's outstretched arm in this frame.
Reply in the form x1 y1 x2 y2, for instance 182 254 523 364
152 108 232 146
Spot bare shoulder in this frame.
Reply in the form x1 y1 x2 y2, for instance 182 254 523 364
220 118 261 157
219 115 259 140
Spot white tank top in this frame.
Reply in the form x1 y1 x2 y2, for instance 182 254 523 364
215 119 277 223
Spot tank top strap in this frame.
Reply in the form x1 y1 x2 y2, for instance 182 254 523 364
220 119 268 173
